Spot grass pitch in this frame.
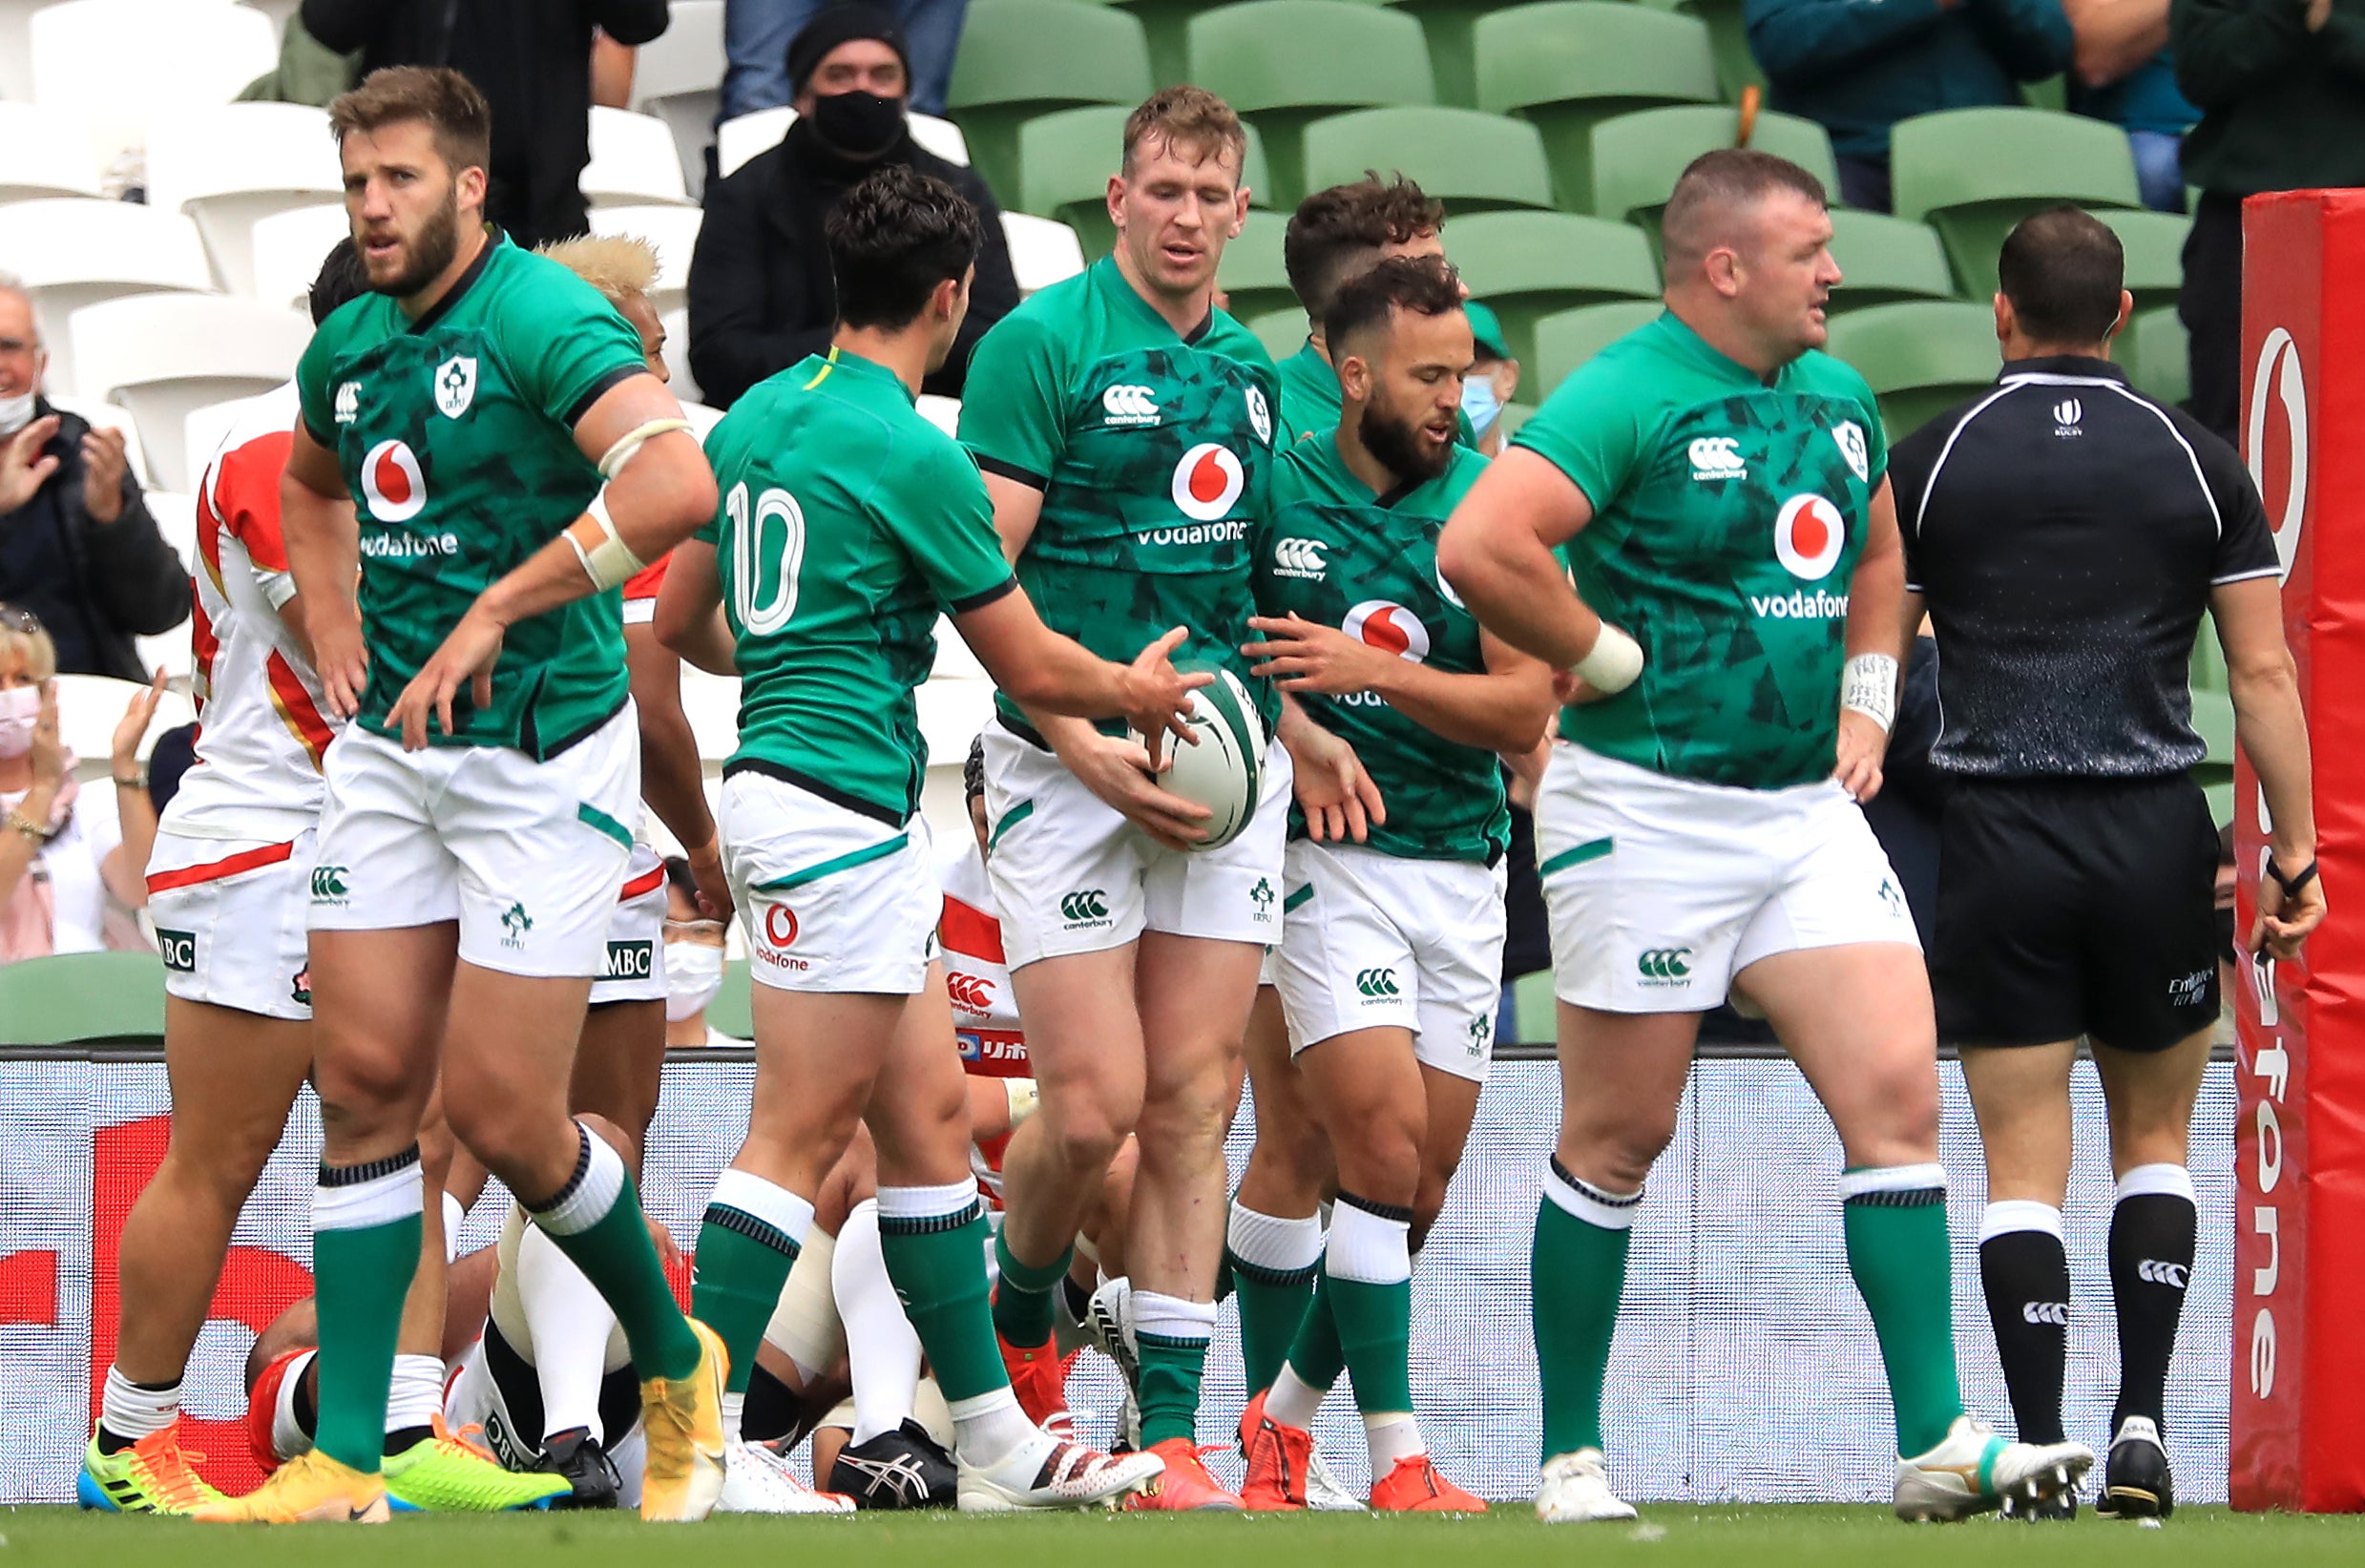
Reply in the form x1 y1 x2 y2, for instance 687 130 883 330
5 1503 2362 1568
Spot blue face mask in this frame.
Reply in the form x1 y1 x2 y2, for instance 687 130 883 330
1460 374 1502 439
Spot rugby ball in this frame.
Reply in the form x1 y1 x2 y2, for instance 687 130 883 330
1130 666 1266 851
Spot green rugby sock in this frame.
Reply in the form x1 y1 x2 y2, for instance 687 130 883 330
1842 1165 1966 1456
1532 1159 1639 1460
532 1126 702 1383
990 1230 1070 1350
312 1147 426 1474
689 1169 812 1393
1134 1291 1217 1449
1325 1195 1414 1418
877 1186 1005 1403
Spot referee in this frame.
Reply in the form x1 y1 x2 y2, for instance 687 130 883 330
1891 206 2326 1523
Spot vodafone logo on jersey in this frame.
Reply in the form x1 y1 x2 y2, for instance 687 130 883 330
360 440 427 523
1171 443 1245 520
2247 325 2308 580
1344 599 1431 663
1771 493 1845 581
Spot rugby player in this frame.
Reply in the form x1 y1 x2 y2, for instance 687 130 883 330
1237 256 1551 1511
1436 150 2093 1522
201 68 726 1524
956 86 1285 1511
654 164 1187 1511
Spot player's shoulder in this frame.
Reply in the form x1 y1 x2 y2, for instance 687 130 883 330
1199 306 1279 375
979 268 1095 354
1434 442 1489 505
478 241 627 333
1786 346 1881 413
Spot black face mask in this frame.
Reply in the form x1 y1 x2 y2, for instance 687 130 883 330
809 90 906 160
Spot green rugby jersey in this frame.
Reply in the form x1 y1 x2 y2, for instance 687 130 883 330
296 235 645 758
958 258 1282 735
701 347 1017 825
1275 337 1476 449
1512 311 1887 790
1256 434 1506 865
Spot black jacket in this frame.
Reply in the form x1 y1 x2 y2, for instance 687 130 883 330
2172 0 2365 197
0 402 189 681
686 122 1021 408
302 0 670 247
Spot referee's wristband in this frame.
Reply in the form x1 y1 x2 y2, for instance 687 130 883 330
1841 653 1899 732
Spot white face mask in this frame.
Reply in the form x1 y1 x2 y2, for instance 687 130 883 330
0 685 39 759
664 938 725 1023
1459 373 1502 440
0 388 36 438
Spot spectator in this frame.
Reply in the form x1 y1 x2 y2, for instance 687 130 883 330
0 282 189 684
300 0 672 248
722 0 970 119
1 607 163 961
1461 301 1521 457
1748 0 2074 212
2064 0 2197 211
2171 0 2365 443
662 855 740 1045
687 4 1018 406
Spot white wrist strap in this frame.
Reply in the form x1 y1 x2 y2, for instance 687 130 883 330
565 489 647 592
1841 652 1899 731
1571 624 1643 695
1004 1077 1040 1127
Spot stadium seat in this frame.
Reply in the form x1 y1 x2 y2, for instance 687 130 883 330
708 958 755 1040
932 615 990 678
1248 305 1308 361
680 400 725 443
2192 687 2234 785
1820 300 1999 442
0 199 216 395
1889 108 2142 293
1108 0 1209 89
1476 3 1718 213
143 103 343 300
946 0 1155 203
1587 104 1836 231
629 0 725 197
48 395 153 493
30 1 278 173
1002 210 1090 294
1649 0 1761 102
139 486 196 585
68 294 311 492
1187 0 1435 207
0 952 168 1047
583 107 693 207
659 306 700 404
2191 609 2228 695
2095 207 2188 315
1824 210 1958 313
1495 400 1536 441
1450 211 1660 366
1302 106 1554 215
0 104 104 204
1381 0 1510 109
1532 299 1663 397
916 394 962 437
52 671 193 775
2128 305 2188 409
247 202 350 314
1216 209 1297 322
588 205 704 317
0 0 50 101
1016 105 1273 259
184 390 275 497
713 107 971 179
241 0 300 36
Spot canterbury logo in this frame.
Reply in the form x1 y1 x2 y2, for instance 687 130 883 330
2138 1260 2190 1289
1101 384 1160 425
310 866 348 900
1271 536 1328 578
1636 947 1692 980
1355 967 1400 998
2023 1301 2070 1326
1060 889 1110 922
947 973 996 1012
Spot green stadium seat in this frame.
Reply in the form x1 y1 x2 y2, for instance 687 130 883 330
1017 106 1275 258
1303 105 1554 214
2094 208 2188 315
2192 687 2235 789
1820 301 1999 442
2128 305 2188 409
1495 400 1538 442
1450 210 1660 367
1189 1 1435 207
1512 967 1555 1044
708 958 754 1041
1381 0 1512 108
1826 210 1958 313
2203 779 2234 827
1646 0 1762 102
1218 209 1298 320
2191 608 2228 695
2020 74 2067 114
1111 0 1233 88
1533 299 1664 397
0 951 167 1045
1588 105 1836 231
1889 108 2141 295
1475 3 1717 213
946 0 1155 204
1248 304 1309 360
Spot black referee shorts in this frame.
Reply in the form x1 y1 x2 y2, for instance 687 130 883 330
1933 775 2220 1053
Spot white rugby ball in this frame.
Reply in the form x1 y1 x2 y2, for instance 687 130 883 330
1130 666 1266 851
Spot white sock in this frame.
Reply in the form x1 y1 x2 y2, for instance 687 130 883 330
1265 1362 1327 1430
386 1353 444 1436
100 1366 179 1444
1364 1411 1424 1470
1226 1200 1324 1273
443 1191 466 1265
517 1219 619 1444
947 1386 1034 1470
271 1350 316 1461
834 1201 924 1447
722 1390 746 1448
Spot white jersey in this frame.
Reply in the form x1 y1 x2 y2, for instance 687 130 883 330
164 383 342 840
937 834 1026 1077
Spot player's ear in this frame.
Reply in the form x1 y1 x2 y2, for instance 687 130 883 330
1704 244 1743 300
454 162 489 215
1105 173 1126 235
1992 291 2015 350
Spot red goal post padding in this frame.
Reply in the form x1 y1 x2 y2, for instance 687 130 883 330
2232 187 2365 1513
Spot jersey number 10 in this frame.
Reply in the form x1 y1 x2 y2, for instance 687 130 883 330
726 481 807 635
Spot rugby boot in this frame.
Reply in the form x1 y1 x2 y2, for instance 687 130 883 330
1122 1438 1244 1512
2096 1415 2174 1518
1536 1448 1637 1523
192 1449 390 1523
1371 1454 1487 1513
957 1431 1164 1512
1237 1390 1309 1511
535 1426 622 1510
384 1418 572 1512
78 1425 227 1515
638 1317 729 1522
1894 1413 2093 1522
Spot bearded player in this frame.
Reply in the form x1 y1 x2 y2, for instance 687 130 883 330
199 68 726 1524
1437 150 2094 1523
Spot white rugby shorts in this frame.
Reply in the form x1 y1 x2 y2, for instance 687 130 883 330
588 843 668 1006
721 769 937 994
1536 742 1919 1014
306 708 640 979
146 826 320 1020
978 721 1292 970
1271 838 1506 1082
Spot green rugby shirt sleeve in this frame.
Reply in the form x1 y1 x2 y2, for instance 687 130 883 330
886 437 1021 613
516 275 653 429
955 312 1067 490
294 324 338 447
1507 361 1649 515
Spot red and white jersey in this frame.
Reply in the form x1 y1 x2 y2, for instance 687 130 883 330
167 383 342 839
938 834 1026 1078
620 552 669 625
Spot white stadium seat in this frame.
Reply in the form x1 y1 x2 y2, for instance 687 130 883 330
139 487 196 580
680 400 725 442
239 0 299 40
0 0 51 101
1001 212 1086 296
184 387 286 500
582 107 692 208
31 1 277 173
630 0 725 197
587 204 702 317
0 198 215 394
659 305 699 404
146 103 344 298
52 672 195 775
248 202 350 314
931 615 989 679
677 664 742 767
68 294 310 492
915 394 961 437
0 104 104 203
46 395 153 492
917 678 996 769
714 108 970 179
